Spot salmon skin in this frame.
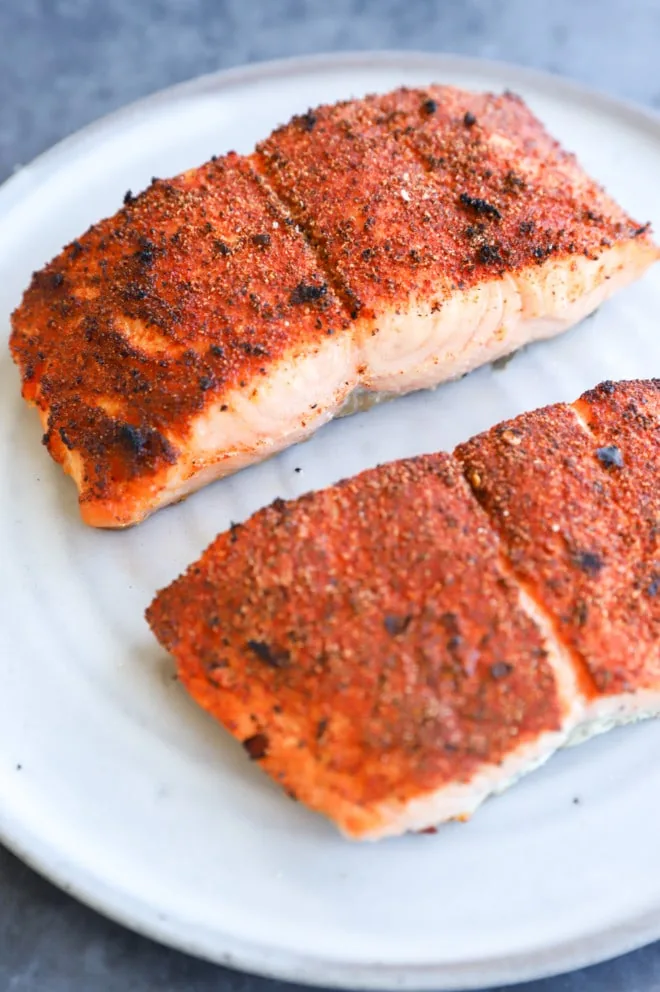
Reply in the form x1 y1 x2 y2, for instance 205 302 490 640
10 86 659 528
147 379 660 840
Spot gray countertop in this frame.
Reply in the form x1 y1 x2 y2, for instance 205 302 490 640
2 1 660 989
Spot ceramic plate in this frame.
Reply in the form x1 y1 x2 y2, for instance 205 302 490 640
1 52 660 991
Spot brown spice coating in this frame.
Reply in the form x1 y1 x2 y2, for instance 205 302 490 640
256 86 647 318
147 454 564 837
10 153 349 502
456 384 660 697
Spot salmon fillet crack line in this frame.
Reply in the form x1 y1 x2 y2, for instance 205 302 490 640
10 85 659 527
147 379 660 840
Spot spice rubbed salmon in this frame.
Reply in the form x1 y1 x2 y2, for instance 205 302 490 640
147 379 660 840
10 87 659 527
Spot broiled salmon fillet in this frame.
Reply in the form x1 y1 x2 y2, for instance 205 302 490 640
457 378 660 744
147 380 660 840
10 86 659 527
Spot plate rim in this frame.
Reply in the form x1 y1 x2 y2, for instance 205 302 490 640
2 49 660 991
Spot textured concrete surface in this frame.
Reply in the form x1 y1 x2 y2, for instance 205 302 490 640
2 0 660 989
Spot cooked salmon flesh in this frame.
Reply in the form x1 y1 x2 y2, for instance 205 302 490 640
10 86 659 527
147 379 660 840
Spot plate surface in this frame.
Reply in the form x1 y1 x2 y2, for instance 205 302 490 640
1 52 660 991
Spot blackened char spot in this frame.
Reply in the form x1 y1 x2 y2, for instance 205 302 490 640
246 640 290 669
459 193 501 220
490 662 513 680
574 550 604 577
59 427 73 450
300 110 317 132
117 424 150 456
135 240 155 266
478 244 501 264
647 576 660 597
596 445 624 469
123 189 136 205
243 734 269 760
422 98 437 115
463 111 477 127
290 282 327 305
383 614 412 636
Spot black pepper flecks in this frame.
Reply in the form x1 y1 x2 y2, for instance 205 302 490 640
383 614 412 636
290 282 327 304
490 661 513 680
463 111 477 127
301 110 318 132
246 640 291 669
647 576 660 598
59 427 73 449
252 233 271 247
596 445 624 469
504 170 525 191
573 600 589 627
422 98 438 115
135 240 156 266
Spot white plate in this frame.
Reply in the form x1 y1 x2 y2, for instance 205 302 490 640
1 52 660 991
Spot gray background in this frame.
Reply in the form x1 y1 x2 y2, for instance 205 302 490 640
1 0 659 989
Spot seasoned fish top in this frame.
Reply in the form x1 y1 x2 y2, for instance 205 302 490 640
257 85 649 317
11 153 349 500
148 454 566 837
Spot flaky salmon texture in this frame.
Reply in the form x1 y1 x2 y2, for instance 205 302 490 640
10 86 660 527
147 379 660 841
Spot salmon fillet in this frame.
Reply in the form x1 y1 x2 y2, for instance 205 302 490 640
146 379 660 840
10 86 659 528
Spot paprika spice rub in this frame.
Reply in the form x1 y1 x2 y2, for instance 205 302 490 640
147 379 660 840
11 87 659 527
